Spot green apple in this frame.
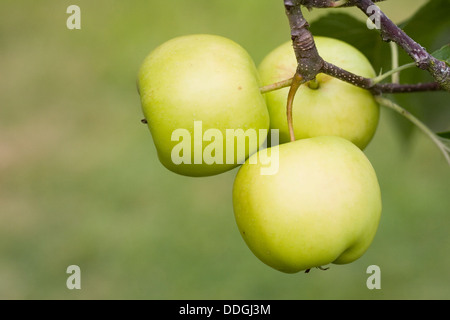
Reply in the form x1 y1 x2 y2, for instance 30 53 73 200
233 136 382 273
259 37 379 150
138 34 270 177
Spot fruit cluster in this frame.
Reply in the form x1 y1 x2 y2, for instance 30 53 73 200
137 34 382 273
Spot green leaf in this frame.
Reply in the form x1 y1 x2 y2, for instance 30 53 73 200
432 44 450 66
309 13 391 73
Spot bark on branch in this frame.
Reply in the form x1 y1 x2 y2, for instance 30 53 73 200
284 0 450 91
355 0 450 91
321 61 442 95
298 0 385 9
284 0 324 81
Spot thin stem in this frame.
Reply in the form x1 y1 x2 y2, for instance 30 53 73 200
375 96 450 166
287 73 304 142
373 63 416 84
307 78 320 89
260 78 293 94
390 42 400 84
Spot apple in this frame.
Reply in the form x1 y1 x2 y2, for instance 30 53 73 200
138 34 270 177
232 136 382 273
258 37 380 150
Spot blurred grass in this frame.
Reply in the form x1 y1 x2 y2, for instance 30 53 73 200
0 0 449 300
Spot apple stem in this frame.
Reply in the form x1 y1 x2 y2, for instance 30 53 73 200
260 78 294 94
287 73 304 142
307 78 320 90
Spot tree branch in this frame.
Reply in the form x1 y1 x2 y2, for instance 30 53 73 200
298 0 385 9
321 61 444 94
260 77 443 95
283 0 449 95
260 76 443 95
321 61 373 89
284 0 323 81
374 82 443 94
355 0 450 90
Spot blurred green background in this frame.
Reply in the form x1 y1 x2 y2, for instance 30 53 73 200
1 0 449 300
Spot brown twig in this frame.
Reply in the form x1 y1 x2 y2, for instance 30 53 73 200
285 0 450 91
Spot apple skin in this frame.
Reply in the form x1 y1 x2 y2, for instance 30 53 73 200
232 136 382 273
138 34 270 177
258 37 379 150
